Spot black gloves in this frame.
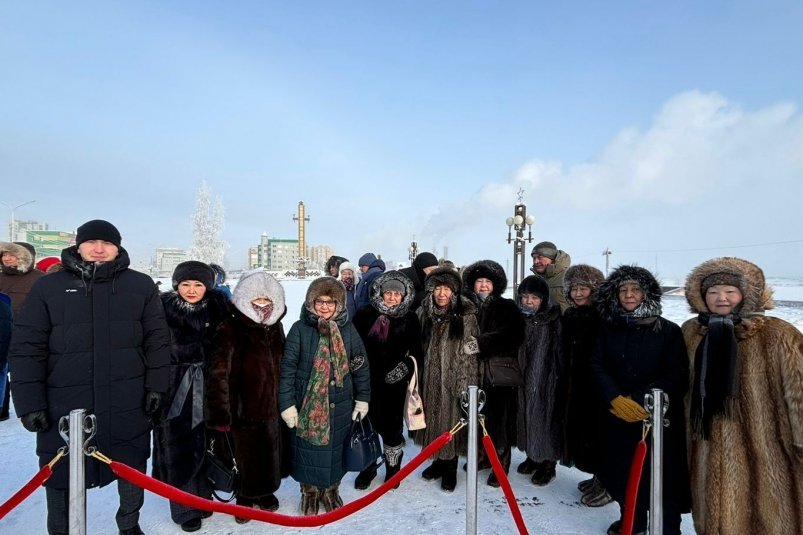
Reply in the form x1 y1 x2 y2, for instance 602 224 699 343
21 410 50 433
144 391 164 417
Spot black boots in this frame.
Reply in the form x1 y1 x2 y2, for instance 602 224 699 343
530 460 557 486
422 458 449 480
487 448 511 488
354 462 378 490
383 443 404 489
516 457 538 474
422 457 458 492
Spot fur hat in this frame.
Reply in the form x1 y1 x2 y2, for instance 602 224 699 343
413 252 439 270
305 276 346 313
425 266 462 294
596 265 662 321
685 257 770 315
0 241 35 273
563 264 605 304
358 252 377 267
518 275 550 303
232 269 286 326
171 261 215 290
531 241 558 260
462 259 507 298
76 219 122 247
371 271 415 316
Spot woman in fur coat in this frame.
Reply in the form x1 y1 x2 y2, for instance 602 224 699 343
462 260 526 488
278 277 371 515
152 261 230 532
514 275 565 487
561 264 612 507
415 266 480 492
589 265 690 535
682 257 803 535
205 270 288 520
352 271 423 489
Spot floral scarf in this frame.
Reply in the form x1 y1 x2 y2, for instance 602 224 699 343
296 317 350 445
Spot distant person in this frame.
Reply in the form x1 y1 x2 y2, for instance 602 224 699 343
35 256 63 273
0 241 44 316
398 251 439 311
530 241 571 312
354 253 385 310
338 261 359 319
9 219 170 535
683 258 803 534
325 255 349 277
209 263 232 300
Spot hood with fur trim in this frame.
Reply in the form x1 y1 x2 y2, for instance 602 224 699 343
424 266 462 294
563 264 605 305
302 276 348 325
369 270 414 317
684 257 772 316
231 269 286 326
462 259 507 298
518 274 551 311
0 241 36 274
596 264 663 322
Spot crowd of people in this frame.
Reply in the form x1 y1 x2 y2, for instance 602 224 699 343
1 224 802 535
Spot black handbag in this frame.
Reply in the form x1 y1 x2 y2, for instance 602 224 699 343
205 433 239 502
484 357 524 387
342 415 383 472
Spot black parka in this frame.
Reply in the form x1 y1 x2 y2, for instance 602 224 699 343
8 246 170 488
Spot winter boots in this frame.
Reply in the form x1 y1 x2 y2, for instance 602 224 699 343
581 476 614 507
516 457 538 475
487 448 511 488
354 461 378 490
320 482 344 512
439 457 458 492
530 460 557 486
234 497 254 524
383 443 404 488
577 476 595 492
257 493 279 512
422 458 449 480
300 484 320 516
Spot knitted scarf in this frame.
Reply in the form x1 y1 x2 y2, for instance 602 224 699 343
296 317 350 445
690 313 741 439
368 314 390 341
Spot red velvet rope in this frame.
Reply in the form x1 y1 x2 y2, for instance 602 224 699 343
0 465 53 520
482 434 530 535
109 430 453 527
621 439 648 535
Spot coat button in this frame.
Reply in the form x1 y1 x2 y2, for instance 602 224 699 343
330 403 335 408
330 380 335 386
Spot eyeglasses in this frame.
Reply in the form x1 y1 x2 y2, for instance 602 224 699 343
313 299 337 308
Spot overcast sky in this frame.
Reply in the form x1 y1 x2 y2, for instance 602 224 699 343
1 1 802 279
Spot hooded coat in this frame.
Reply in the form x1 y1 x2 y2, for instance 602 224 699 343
338 262 359 320
9 246 170 489
205 270 289 499
353 271 423 445
0 241 44 317
278 277 371 487
415 267 480 459
398 252 439 312
463 260 525 457
515 275 565 463
355 255 386 310
151 288 230 488
561 264 605 472
682 257 803 535
589 265 690 531
530 249 571 312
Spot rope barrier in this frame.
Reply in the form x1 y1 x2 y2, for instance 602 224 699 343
479 420 530 535
0 451 65 520
93 429 456 527
621 424 651 535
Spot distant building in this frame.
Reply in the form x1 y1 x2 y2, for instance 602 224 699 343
25 229 75 258
306 244 335 269
247 246 259 270
154 248 188 278
268 238 300 271
12 220 49 243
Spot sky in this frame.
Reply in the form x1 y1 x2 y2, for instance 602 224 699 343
1 1 802 279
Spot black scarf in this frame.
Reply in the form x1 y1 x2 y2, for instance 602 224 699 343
690 313 741 439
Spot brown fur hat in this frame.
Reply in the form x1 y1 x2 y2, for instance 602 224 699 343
563 264 605 304
305 276 346 313
684 257 772 315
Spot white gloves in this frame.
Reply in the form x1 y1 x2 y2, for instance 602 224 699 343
281 406 298 428
463 336 480 355
352 400 369 421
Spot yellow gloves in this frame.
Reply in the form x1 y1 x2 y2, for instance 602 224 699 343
610 395 649 423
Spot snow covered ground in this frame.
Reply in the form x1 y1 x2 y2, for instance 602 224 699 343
2 277 801 534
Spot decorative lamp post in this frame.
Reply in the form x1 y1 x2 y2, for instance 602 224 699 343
505 189 535 292
1 200 36 242
408 237 418 265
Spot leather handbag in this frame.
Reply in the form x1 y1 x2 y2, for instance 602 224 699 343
342 415 383 472
205 433 239 502
484 357 524 387
404 356 426 431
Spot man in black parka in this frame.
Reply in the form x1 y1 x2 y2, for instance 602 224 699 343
9 219 170 535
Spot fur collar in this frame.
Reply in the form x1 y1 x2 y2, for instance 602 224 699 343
596 264 663 323
161 289 230 331
369 270 414 317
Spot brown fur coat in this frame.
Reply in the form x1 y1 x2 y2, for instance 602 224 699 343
682 257 803 534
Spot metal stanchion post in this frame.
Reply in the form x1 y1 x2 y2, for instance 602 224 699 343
68 409 86 535
466 386 479 535
646 389 668 535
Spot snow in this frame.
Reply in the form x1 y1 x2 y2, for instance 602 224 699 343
3 278 802 534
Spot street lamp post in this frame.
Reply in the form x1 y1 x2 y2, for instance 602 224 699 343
1 200 36 241
505 191 535 292
408 237 418 265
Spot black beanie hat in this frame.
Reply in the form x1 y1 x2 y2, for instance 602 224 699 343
172 261 215 290
76 220 122 247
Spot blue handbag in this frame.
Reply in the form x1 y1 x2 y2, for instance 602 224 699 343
342 415 383 472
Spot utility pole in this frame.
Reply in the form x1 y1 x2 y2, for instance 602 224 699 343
602 247 613 276
1 200 36 241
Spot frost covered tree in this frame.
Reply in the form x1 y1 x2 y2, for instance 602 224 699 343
189 181 228 265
